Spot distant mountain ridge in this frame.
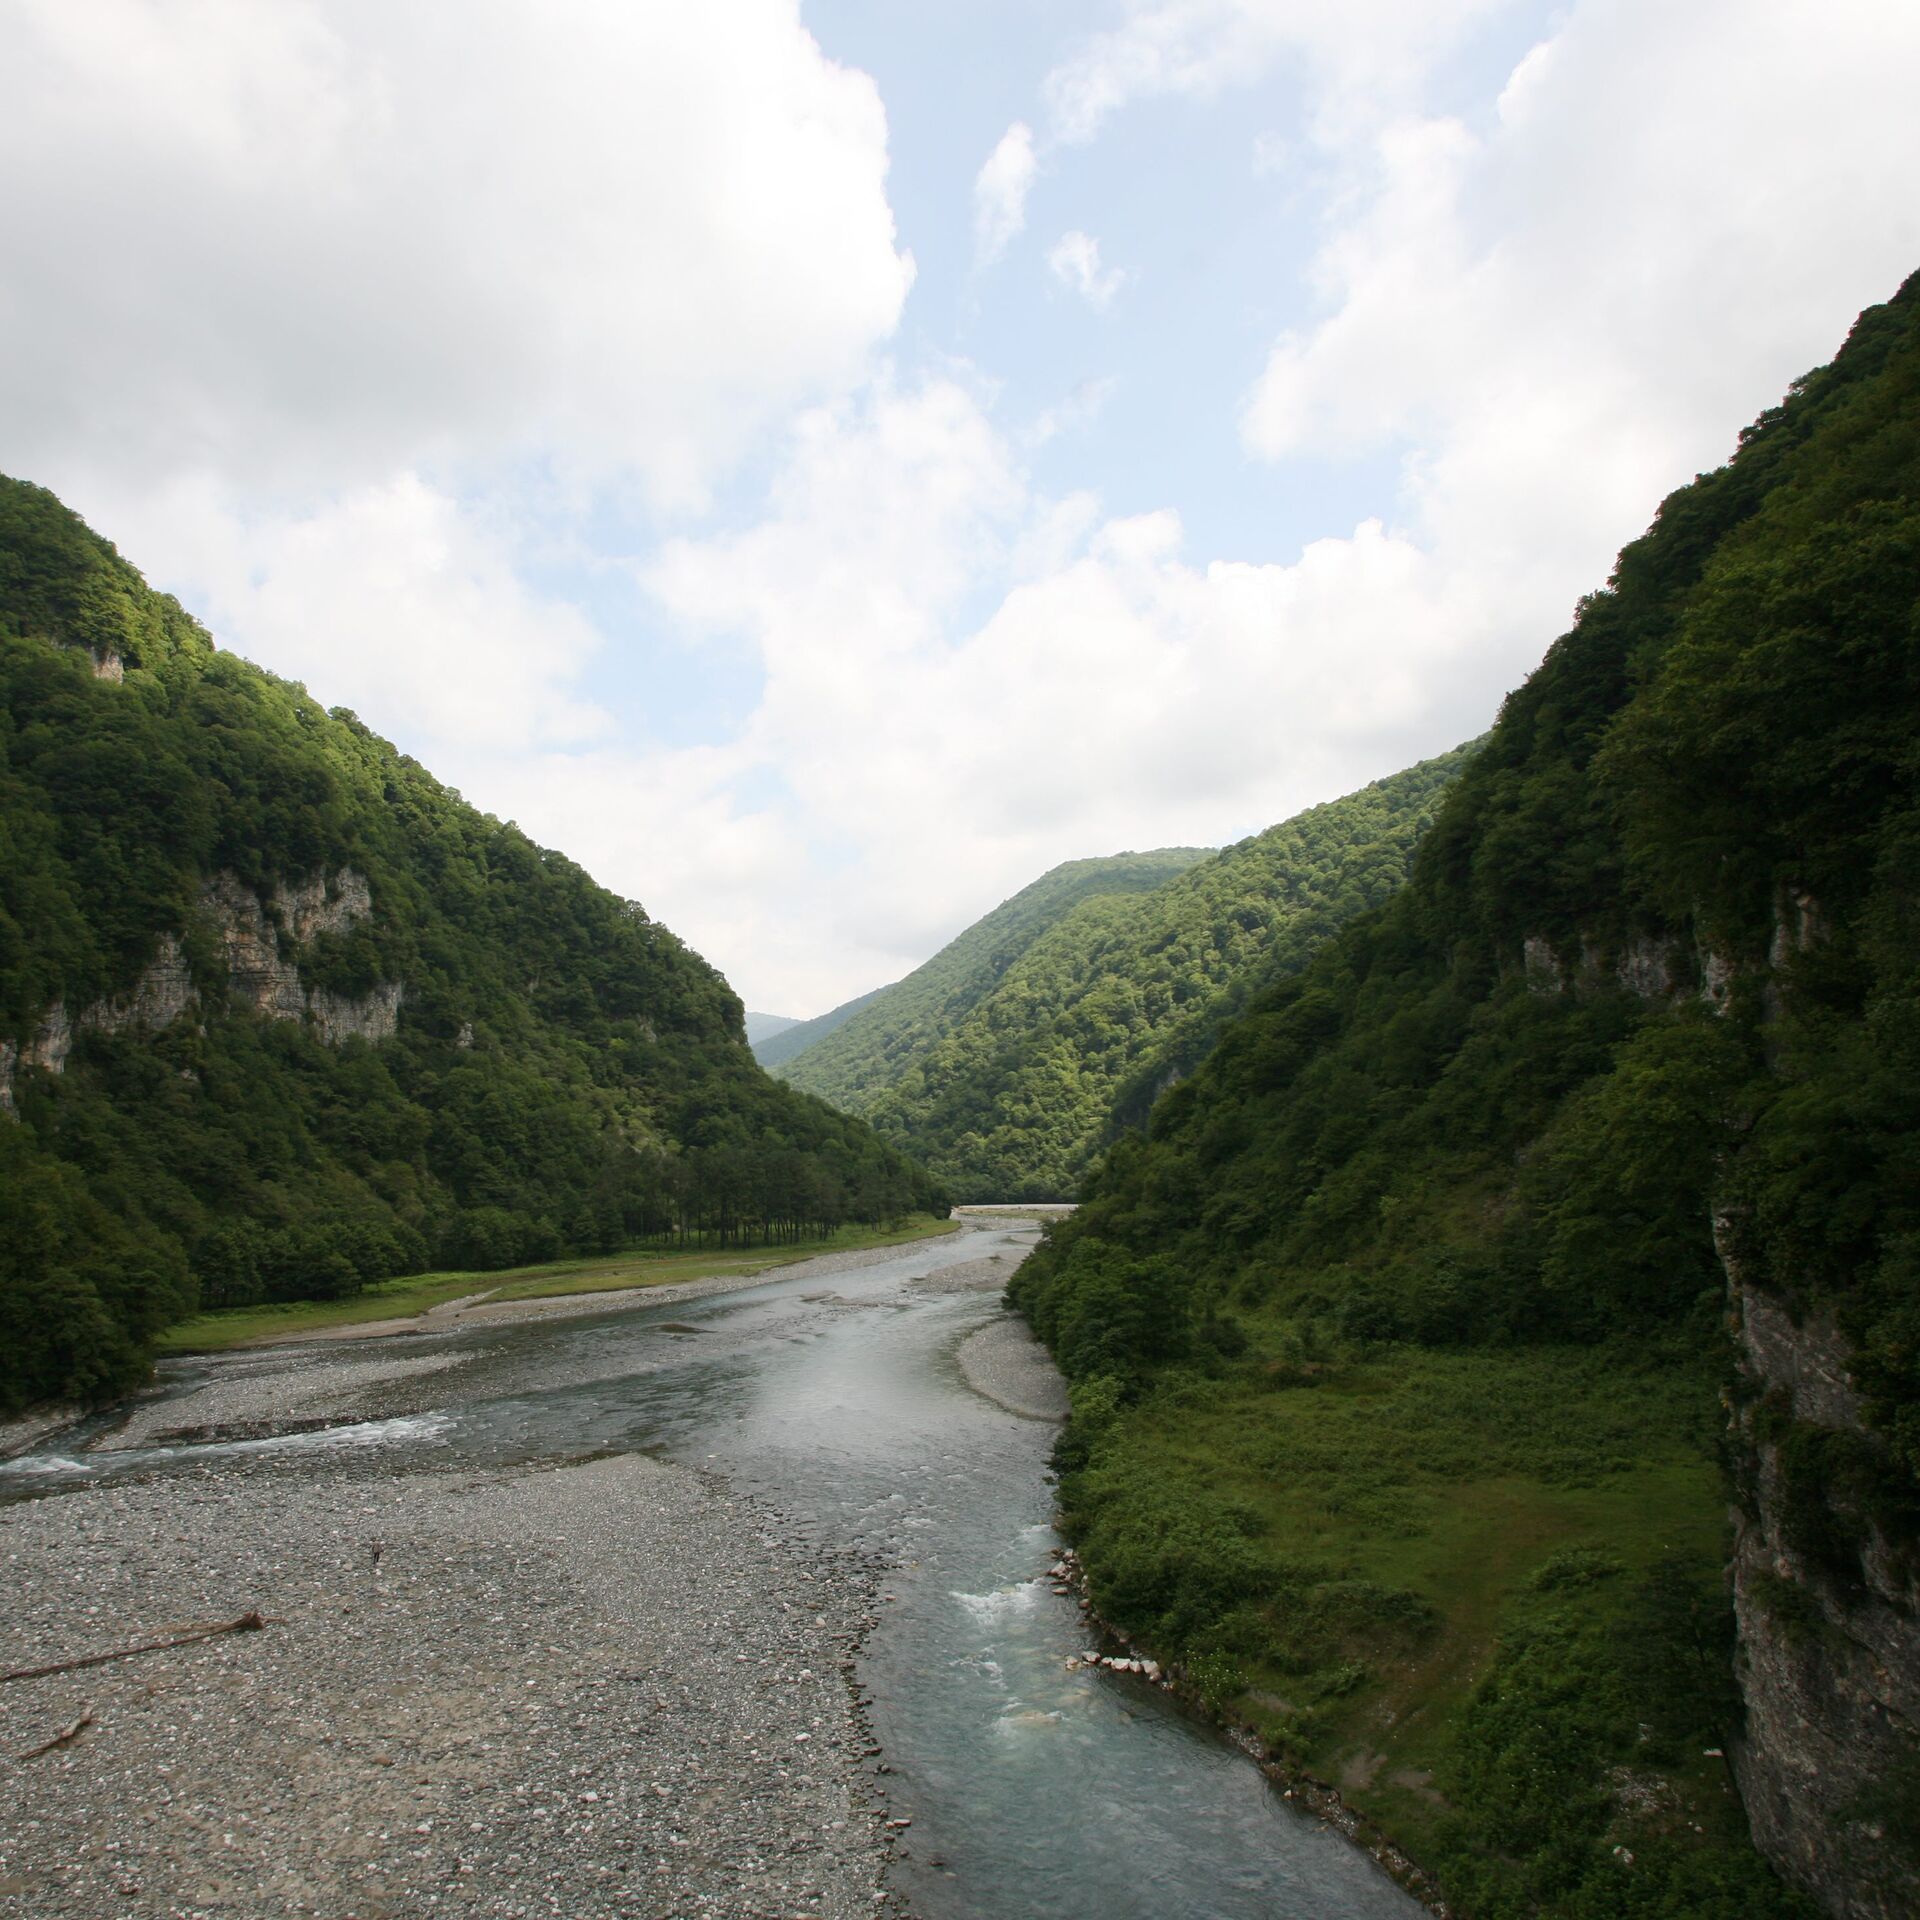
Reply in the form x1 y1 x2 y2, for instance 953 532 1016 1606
743 1011 800 1046
772 848 1213 1111
778 755 1474 1201
751 982 894 1069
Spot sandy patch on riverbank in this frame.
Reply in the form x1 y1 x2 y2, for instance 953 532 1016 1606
0 1447 902 1919
955 1316 1070 1423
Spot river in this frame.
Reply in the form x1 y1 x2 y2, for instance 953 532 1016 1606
1 1214 1420 1920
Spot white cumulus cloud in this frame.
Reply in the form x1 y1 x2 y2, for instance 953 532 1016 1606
1041 0 1513 145
1241 0 1920 621
1046 232 1126 309
972 121 1038 265
0 0 912 506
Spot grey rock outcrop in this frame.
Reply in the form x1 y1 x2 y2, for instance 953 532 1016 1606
87 933 198 1034
1519 930 1684 1000
198 868 400 1035
308 978 405 1046
1721 1218 1920 1919
0 1006 74 1118
1 871 403 1115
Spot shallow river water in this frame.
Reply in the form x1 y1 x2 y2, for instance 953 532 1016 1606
4 1219 1419 1920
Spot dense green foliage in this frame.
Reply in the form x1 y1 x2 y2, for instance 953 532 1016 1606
1012 274 1920 1912
773 847 1210 1106
751 982 892 1069
852 746 1474 1200
0 478 945 1410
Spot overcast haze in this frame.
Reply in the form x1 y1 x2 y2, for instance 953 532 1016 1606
5 0 1918 1013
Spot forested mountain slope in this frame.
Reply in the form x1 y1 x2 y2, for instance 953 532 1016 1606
751 983 891 1069
773 848 1210 1104
857 746 1474 1201
1012 274 1920 1918
0 479 945 1411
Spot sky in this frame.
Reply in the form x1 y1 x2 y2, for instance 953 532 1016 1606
4 1 1919 1016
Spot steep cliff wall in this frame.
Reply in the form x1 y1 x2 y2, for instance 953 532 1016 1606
1723 1226 1920 1918
198 868 402 1040
1524 899 1920 1916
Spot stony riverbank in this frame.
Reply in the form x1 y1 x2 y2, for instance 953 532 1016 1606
952 1318 1069 1422
0 1442 908 1919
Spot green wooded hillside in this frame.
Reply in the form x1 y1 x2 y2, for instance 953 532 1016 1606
0 478 946 1411
855 747 1475 1201
1011 274 1920 1915
772 848 1211 1106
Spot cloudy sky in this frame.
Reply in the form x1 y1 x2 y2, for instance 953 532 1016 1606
5 1 1918 1014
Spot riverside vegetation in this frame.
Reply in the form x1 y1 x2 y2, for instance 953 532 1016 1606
774 749 1472 1201
1013 273 1920 1917
0 477 945 1411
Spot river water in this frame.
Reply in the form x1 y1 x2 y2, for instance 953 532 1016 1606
2 1218 1419 1920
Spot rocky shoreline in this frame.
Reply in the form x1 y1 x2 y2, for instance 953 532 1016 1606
952 1317 1069 1423
0 1440 912 1918
1042 1542 1450 1917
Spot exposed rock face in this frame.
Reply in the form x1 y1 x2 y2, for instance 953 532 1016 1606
308 979 404 1046
1699 943 1738 1011
1520 894 1917 1915
1613 931 1679 999
0 1007 73 1118
87 933 197 1034
1721 1218 1920 1919
89 647 125 682
198 868 399 1035
1519 930 1683 1000
1 871 403 1115
1522 933 1565 993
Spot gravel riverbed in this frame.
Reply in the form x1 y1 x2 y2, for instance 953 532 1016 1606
1 1446 904 1920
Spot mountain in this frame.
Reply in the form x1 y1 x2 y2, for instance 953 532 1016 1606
0 479 947 1411
751 983 893 1069
850 747 1476 1202
1011 274 1920 1918
772 848 1212 1108
743 1011 800 1046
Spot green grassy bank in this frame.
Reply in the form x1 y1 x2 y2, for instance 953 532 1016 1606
1056 1318 1807 1918
157 1214 958 1355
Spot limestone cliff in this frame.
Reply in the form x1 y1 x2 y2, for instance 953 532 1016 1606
1516 892 1920 1916
0 869 402 1115
1722 1232 1920 1920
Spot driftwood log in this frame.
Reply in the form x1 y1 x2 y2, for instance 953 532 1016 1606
1 1611 271 1686
16 1706 96 1761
